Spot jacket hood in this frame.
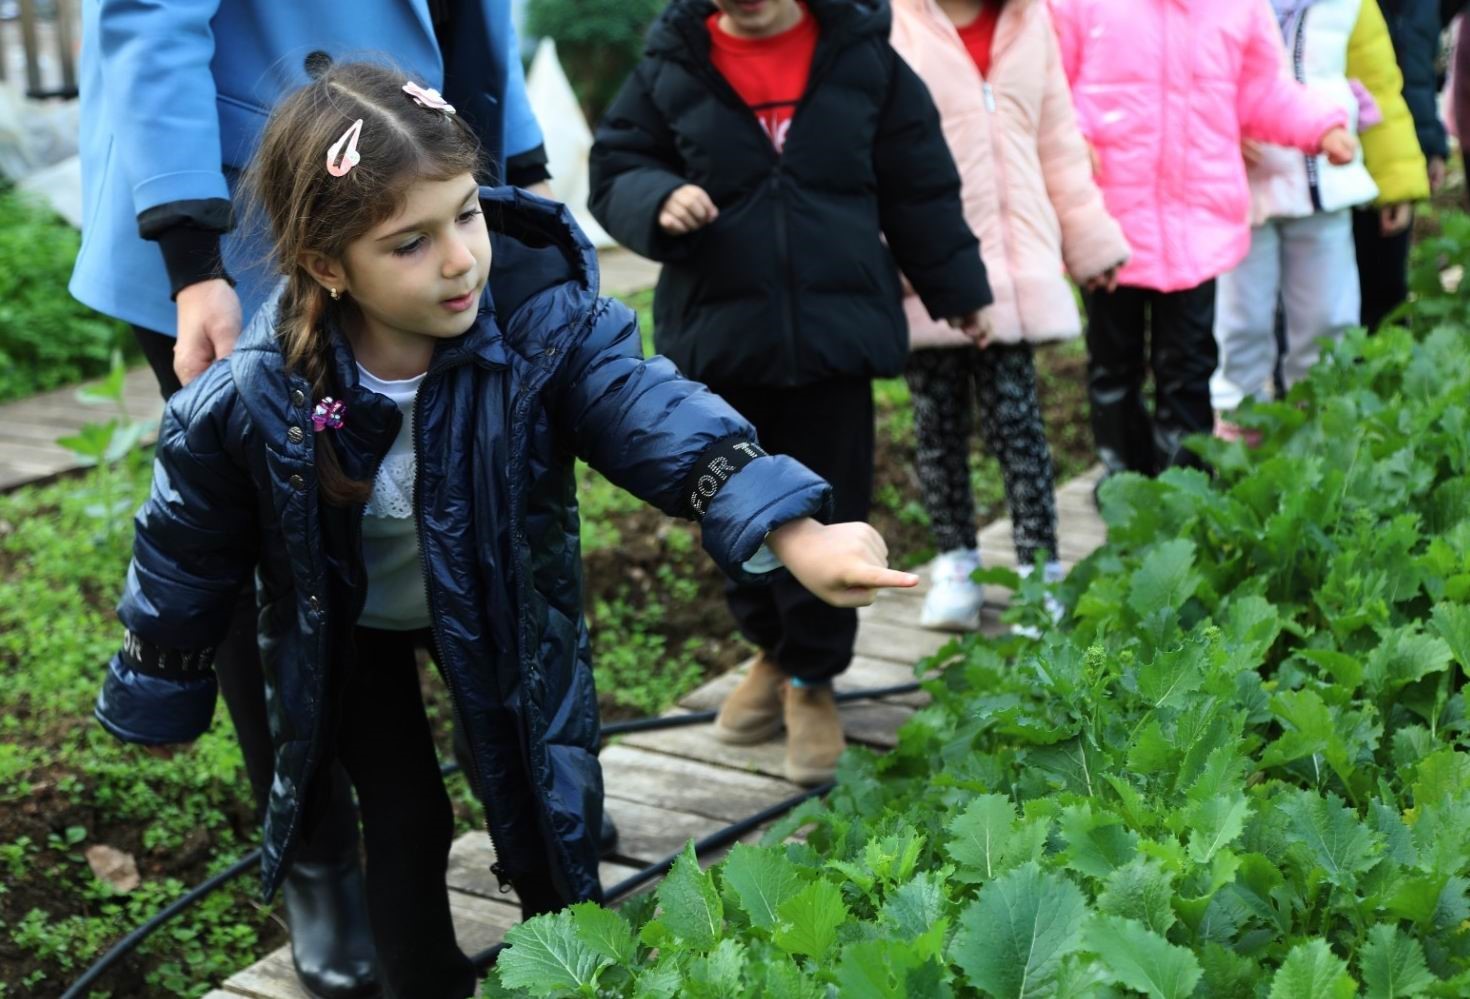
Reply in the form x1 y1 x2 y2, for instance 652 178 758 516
647 0 891 61
231 186 600 437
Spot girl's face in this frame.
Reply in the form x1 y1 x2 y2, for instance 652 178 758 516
713 0 803 38
334 172 492 347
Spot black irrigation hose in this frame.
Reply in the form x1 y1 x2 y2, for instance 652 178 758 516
62 683 917 995
469 780 837 972
59 851 261 999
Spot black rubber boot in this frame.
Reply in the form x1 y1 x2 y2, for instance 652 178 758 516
599 810 619 857
283 857 382 999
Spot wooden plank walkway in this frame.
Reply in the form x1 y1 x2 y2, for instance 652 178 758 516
0 249 661 494
214 466 1107 997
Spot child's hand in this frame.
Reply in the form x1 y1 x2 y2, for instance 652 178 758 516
767 519 919 608
1319 127 1358 166
1380 202 1413 236
659 185 719 235
1240 139 1265 167
1429 156 1447 193
1084 263 1123 293
947 309 994 348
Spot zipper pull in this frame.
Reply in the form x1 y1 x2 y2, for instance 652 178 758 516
490 861 513 894
983 82 996 114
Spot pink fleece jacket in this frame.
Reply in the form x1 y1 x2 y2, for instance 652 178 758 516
1049 0 1349 292
891 0 1130 348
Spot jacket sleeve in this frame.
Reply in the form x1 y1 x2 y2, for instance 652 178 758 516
1237 1 1349 151
1353 0 1433 204
1387 0 1450 160
1458 18 1470 149
1036 13 1129 283
502 15 547 161
875 50 992 321
95 363 258 746
546 298 832 582
1046 0 1094 138
96 0 231 236
588 65 697 262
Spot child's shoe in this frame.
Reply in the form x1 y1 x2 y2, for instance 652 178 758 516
1012 560 1066 638
713 653 786 745
919 547 984 632
783 681 845 786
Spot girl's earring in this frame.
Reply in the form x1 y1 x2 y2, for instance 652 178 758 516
329 287 341 301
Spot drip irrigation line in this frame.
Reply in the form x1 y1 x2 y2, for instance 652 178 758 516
59 851 261 999
62 681 917 994
470 780 836 972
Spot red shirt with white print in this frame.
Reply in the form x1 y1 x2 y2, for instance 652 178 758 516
956 2 1001 78
707 4 820 154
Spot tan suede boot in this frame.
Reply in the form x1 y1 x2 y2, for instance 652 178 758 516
783 683 845 786
712 653 786 745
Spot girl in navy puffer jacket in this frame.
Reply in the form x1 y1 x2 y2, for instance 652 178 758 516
93 62 917 999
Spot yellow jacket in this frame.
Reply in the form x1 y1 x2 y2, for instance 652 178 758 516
1350 0 1430 205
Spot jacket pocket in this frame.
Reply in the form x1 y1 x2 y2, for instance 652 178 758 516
217 92 272 169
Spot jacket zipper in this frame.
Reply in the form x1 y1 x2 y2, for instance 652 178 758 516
692 20 844 387
410 359 516 894
1289 12 1325 213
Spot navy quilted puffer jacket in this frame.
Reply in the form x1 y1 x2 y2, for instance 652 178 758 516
94 188 830 904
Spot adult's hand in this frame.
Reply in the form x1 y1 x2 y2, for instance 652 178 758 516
174 279 243 387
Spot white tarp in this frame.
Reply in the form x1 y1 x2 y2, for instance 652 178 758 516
525 37 614 248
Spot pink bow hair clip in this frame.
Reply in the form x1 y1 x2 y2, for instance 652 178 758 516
311 397 347 432
326 118 364 178
402 81 456 115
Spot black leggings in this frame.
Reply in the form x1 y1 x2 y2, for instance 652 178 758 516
133 326 360 863
904 344 1058 565
337 628 478 999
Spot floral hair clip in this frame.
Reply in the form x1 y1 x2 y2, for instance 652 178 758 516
312 398 347 432
326 118 364 178
402 81 456 116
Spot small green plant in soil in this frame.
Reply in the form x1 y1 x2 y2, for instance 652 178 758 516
0 189 134 404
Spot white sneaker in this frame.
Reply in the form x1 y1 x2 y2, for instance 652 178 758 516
920 548 985 632
1012 560 1066 638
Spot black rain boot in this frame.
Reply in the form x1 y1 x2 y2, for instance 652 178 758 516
599 810 619 857
283 857 382 999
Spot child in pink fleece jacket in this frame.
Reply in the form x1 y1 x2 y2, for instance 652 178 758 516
1049 0 1355 480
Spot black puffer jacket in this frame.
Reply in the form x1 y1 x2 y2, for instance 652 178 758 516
589 0 990 389
1383 0 1450 161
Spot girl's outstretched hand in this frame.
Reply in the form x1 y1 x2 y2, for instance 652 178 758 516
767 519 919 608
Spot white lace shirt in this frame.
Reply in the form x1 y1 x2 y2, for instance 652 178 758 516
357 364 431 631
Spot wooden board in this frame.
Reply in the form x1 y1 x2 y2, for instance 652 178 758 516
221 892 518 999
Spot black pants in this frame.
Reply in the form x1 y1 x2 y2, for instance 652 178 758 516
134 326 360 863
1082 282 1217 477
338 627 478 999
904 344 1058 565
1352 208 1411 332
708 379 874 682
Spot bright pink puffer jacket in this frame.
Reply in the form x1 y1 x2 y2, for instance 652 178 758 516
1049 0 1348 293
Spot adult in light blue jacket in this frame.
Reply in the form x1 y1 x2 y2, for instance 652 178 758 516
70 0 547 389
66 5 547 997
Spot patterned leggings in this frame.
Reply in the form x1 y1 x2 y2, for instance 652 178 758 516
904 344 1059 565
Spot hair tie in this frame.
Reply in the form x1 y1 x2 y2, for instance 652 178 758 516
312 398 347 432
326 119 364 178
402 81 456 116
